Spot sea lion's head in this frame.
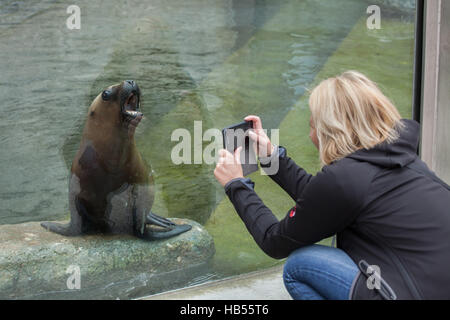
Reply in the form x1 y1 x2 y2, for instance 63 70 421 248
89 80 143 138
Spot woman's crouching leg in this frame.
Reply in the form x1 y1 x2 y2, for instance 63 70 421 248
283 244 359 300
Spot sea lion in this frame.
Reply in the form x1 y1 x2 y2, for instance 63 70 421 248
41 80 191 240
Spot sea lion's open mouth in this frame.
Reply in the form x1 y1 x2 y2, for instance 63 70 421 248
123 91 142 118
121 80 143 122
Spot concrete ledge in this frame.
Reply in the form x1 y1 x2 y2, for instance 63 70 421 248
143 265 291 300
0 219 215 299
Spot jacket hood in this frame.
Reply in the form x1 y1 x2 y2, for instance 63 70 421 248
346 119 420 168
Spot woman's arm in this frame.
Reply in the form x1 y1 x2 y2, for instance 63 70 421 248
225 178 303 259
214 140 364 259
224 167 363 259
259 146 313 202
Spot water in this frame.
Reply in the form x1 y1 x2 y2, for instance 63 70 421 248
0 0 371 225
0 0 415 298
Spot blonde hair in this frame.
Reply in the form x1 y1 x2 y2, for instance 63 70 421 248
309 71 403 166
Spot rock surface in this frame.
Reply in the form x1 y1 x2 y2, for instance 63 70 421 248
0 219 215 299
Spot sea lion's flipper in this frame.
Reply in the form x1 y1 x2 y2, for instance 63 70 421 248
142 211 192 240
40 196 84 236
146 212 177 228
40 221 81 236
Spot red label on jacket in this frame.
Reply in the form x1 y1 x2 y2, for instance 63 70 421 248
289 206 296 218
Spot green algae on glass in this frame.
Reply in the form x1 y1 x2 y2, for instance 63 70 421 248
303 18 415 119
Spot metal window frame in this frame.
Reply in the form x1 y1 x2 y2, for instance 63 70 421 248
419 0 450 183
419 0 440 164
412 0 425 124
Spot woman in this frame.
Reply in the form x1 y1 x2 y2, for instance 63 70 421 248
214 71 450 300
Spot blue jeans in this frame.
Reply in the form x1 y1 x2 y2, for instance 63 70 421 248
283 244 359 300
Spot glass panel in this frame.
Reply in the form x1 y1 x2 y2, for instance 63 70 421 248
434 0 450 184
0 0 416 298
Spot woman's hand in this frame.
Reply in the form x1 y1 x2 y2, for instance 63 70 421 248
244 115 275 158
214 147 244 187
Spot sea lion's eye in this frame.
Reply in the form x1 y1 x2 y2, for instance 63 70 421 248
102 90 112 101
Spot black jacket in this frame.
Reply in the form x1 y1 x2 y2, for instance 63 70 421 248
225 119 450 299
